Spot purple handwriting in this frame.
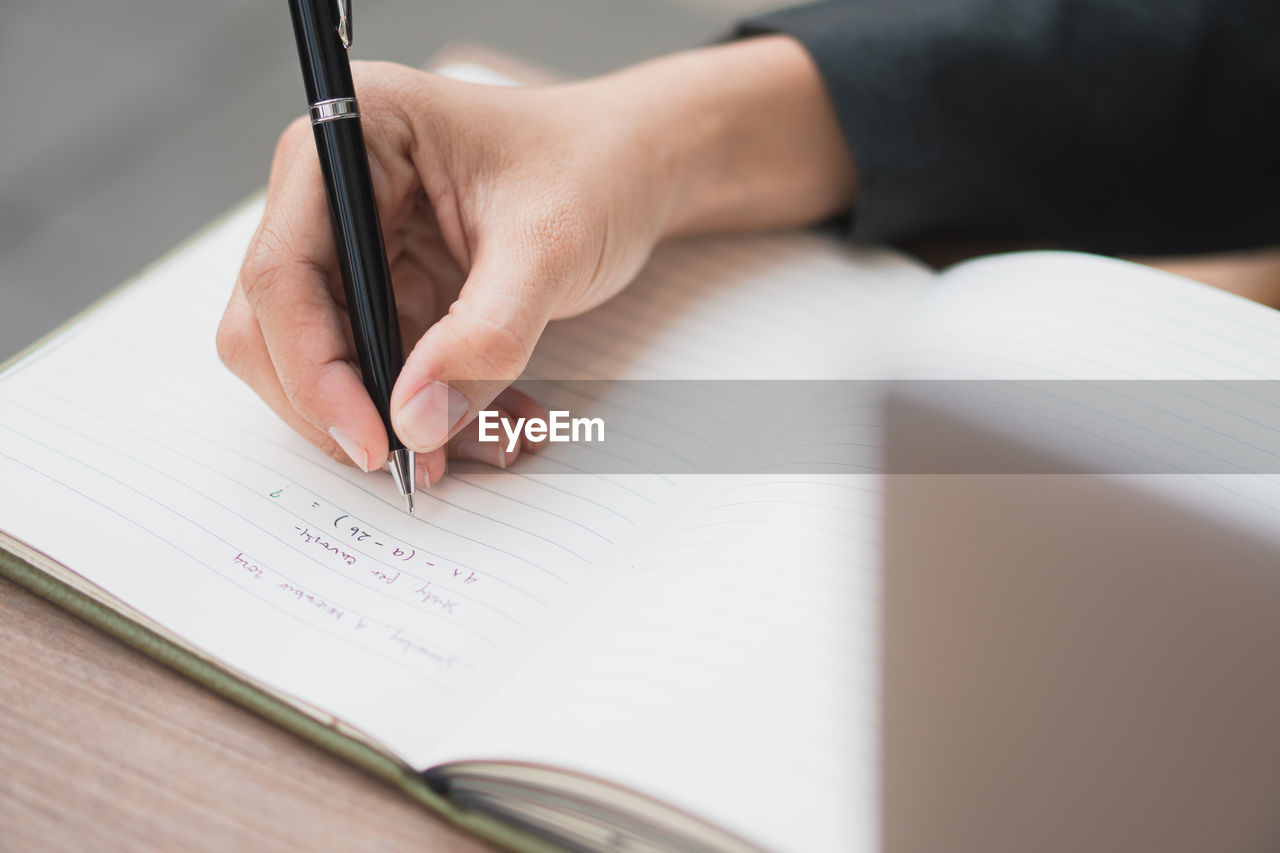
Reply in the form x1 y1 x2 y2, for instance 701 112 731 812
278 581 345 621
265 489 483 586
412 582 458 615
232 552 264 580
294 526 356 566
388 627 456 670
331 513 430 565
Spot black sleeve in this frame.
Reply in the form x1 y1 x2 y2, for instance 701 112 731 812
738 0 1280 255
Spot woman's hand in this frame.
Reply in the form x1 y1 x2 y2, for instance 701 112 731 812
216 37 854 484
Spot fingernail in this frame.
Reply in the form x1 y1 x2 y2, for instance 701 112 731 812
455 439 508 469
329 426 370 472
398 382 470 451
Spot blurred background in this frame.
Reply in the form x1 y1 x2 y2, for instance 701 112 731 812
0 0 778 360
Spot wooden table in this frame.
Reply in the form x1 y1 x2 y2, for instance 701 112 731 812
0 574 497 852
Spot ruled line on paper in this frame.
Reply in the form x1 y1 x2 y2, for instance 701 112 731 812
606 573 867 628
526 659 856 757
0 218 918 851
82 342 644 566
16 394 525 632
718 479 883 496
951 289 1280 363
440 474 616 543
56 368 582 581
525 675 859 778
0 413 483 659
647 534 870 566
525 378 732 436
705 498 878 519
0 440 460 685
450 472 637 525
39 377 567 595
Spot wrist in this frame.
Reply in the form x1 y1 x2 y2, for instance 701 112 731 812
597 36 857 240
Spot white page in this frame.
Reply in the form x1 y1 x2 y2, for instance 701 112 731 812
428 238 927 853
525 232 925 381
889 251 1280 381
0 194 930 787
431 251 1280 853
887 250 1280 543
0 200 680 768
435 474 880 853
421 66 902 851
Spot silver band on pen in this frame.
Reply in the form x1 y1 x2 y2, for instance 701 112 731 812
309 97 360 124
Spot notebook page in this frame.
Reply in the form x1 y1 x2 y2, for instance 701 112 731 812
888 250 1280 541
0 199 685 768
0 197 930 776
433 475 879 853
889 251 1280 381
441 233 923 853
525 233 926 381
430 251 1280 852
428 242 925 853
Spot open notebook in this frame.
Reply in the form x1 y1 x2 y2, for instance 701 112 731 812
0 196 925 852
6 70 1280 853
7 191 1280 852
876 256 1280 853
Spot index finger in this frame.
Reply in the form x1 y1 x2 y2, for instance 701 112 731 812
234 119 390 469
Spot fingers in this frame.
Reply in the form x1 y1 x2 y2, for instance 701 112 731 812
390 247 561 452
414 447 448 488
404 390 547 491
218 283 545 484
219 62 620 481
221 118 392 470
447 387 550 467
232 243 390 470
216 284 373 468
447 409 519 469
491 386 551 451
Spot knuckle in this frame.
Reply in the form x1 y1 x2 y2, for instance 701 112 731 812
350 61 413 100
215 313 249 372
349 62 420 148
453 315 531 381
237 256 279 306
237 223 295 306
279 350 340 413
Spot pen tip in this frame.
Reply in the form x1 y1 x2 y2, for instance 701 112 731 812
405 493 415 515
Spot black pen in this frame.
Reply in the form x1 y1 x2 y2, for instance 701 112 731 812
286 0 415 513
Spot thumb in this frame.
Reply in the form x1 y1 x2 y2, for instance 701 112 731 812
390 249 556 453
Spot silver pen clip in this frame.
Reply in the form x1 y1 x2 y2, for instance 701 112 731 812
336 0 352 49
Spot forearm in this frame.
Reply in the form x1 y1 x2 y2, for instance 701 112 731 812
581 36 857 240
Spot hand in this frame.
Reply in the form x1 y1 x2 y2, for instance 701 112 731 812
216 38 854 485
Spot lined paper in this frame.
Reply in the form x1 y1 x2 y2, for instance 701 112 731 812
886 250 1280 541
11 186 1278 853
435 475 881 853
0 57 939 853
0 183 931 853
889 251 1280 381
0 201 676 765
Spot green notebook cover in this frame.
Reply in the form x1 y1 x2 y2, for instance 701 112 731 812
0 548 561 853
